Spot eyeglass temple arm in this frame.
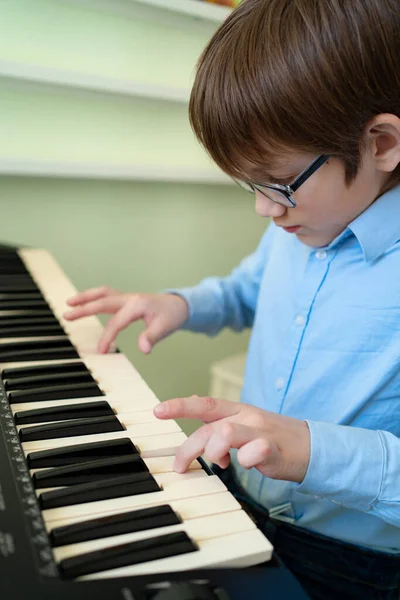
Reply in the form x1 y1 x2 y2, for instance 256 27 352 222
290 155 329 192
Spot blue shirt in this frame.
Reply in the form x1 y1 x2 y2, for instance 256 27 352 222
173 185 400 553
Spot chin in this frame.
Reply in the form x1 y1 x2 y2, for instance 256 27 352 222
296 231 329 248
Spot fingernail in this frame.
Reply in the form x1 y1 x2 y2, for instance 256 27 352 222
154 404 167 417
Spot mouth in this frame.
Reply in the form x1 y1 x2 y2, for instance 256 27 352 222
280 225 301 234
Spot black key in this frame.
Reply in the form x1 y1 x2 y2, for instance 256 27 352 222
0 274 39 290
0 274 33 280
19 415 124 442
0 317 59 327
0 324 65 338
59 531 197 579
27 438 139 468
1 345 79 362
0 265 30 275
50 504 181 546
5 370 94 391
0 277 33 283
0 344 79 362
33 454 149 488
39 472 160 510
0 299 49 310
9 382 103 403
2 361 87 379
0 284 39 293
0 339 73 351
0 293 44 300
0 309 55 318
14 400 113 424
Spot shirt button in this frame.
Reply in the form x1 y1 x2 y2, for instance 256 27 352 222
295 315 305 326
315 250 327 260
275 378 285 390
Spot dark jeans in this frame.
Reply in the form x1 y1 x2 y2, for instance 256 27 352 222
212 464 400 600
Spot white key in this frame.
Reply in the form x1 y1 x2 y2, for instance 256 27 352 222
0 324 100 356
19 249 105 355
76 376 159 407
79 529 272 578
53 510 256 562
31 457 202 480
83 354 151 388
2 354 148 393
45 490 241 530
0 357 83 372
0 335 69 345
22 431 187 454
42 475 227 524
144 456 201 473
12 400 160 425
11 392 159 414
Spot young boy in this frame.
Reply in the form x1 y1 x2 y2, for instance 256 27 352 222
65 1 400 598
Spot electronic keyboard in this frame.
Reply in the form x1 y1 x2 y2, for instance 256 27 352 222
0 245 309 599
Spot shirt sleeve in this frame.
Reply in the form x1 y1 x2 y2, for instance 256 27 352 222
297 420 400 528
166 224 276 336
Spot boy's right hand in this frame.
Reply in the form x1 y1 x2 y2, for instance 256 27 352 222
63 287 189 354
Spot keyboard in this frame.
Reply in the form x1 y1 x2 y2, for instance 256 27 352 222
0 245 309 599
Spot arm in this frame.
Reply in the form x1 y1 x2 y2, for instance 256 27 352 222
169 224 276 335
297 421 400 529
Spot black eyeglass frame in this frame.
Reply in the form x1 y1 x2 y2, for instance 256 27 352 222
236 155 329 208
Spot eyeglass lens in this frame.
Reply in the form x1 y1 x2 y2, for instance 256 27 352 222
256 186 294 207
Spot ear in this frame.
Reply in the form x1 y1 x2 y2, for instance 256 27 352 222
366 114 400 174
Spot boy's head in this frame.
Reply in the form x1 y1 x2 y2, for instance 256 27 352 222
189 0 400 247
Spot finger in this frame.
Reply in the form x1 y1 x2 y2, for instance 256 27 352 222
237 438 282 478
64 296 123 321
138 316 170 354
138 333 152 354
97 299 144 353
66 286 114 307
173 422 257 473
154 395 241 423
217 454 231 469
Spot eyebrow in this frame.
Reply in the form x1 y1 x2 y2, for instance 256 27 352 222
247 170 297 183
235 158 300 183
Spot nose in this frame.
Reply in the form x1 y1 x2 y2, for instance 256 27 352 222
255 191 287 218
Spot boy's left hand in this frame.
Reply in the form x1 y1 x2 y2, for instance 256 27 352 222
154 396 311 483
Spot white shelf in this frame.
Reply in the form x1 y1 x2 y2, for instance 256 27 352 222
131 0 232 22
70 0 232 25
0 60 189 103
0 160 234 185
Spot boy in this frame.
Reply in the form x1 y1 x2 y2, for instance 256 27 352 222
65 1 400 598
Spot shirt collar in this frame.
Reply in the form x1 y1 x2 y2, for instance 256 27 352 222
326 185 400 262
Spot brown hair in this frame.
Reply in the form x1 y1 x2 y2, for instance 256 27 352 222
189 0 400 186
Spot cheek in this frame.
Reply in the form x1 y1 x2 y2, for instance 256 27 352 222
294 178 349 224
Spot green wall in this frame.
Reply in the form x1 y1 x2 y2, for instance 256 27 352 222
0 0 266 434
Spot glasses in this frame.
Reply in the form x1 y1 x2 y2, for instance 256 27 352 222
235 155 329 208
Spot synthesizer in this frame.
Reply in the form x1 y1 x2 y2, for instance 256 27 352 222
0 245 309 599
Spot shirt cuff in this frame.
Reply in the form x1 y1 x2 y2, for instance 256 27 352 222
164 287 221 334
297 420 385 511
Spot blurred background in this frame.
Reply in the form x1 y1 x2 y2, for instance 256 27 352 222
0 0 266 434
